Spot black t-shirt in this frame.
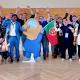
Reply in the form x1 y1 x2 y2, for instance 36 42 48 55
0 24 6 38
60 24 74 43
17 18 24 26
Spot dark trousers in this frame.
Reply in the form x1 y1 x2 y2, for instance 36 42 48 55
73 45 77 56
78 45 80 58
51 45 58 56
42 35 49 60
57 36 63 55
61 42 73 59
21 34 26 57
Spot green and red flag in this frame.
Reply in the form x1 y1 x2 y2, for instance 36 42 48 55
44 20 58 46
44 20 54 34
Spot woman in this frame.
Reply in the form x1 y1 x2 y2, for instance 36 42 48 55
0 16 9 64
77 26 80 62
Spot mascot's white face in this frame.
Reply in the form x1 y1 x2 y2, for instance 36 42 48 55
26 18 39 29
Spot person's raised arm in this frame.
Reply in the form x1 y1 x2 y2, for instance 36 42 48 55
35 8 39 19
27 6 34 15
46 8 51 22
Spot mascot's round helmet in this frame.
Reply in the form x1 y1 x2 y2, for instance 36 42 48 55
23 18 42 40
26 18 39 29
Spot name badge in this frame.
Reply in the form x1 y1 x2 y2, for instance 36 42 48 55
65 33 68 38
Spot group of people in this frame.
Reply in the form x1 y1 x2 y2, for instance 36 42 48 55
0 7 80 64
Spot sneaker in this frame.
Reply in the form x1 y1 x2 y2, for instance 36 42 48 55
22 60 35 63
35 57 41 62
79 59 80 62
69 59 72 62
22 58 36 63
61 58 65 61
22 58 31 63
72 55 76 60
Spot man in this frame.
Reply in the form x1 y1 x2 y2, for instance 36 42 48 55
60 18 74 61
39 16 49 60
71 15 79 59
2 13 13 28
5 14 25 63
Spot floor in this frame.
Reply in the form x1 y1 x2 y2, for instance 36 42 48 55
0 56 80 80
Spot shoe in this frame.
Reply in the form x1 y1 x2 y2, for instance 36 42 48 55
54 55 57 59
61 58 65 61
35 57 41 62
17 59 20 62
22 58 31 63
79 59 80 62
52 54 57 59
11 59 14 64
43 56 46 60
72 55 76 60
22 59 35 63
69 59 72 62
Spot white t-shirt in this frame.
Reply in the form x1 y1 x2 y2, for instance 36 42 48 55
9 22 16 36
73 23 79 37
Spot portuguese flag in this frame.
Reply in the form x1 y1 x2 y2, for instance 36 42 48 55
44 20 58 46
44 20 54 34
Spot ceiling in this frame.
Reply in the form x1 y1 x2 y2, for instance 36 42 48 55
0 0 80 8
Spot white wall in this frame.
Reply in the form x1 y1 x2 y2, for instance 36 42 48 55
0 0 80 8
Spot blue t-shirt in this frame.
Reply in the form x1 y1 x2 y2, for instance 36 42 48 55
39 21 48 27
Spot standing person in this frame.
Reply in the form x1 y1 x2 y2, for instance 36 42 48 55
17 14 24 57
57 17 63 56
5 14 25 63
60 18 74 61
21 13 28 58
71 15 79 59
77 15 80 26
77 26 80 62
17 14 24 27
47 28 58 58
46 8 54 57
0 16 9 64
39 16 48 60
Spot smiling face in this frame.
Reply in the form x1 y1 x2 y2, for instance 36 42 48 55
22 13 27 19
72 16 77 22
54 15 59 21
39 16 45 22
50 29 55 34
58 17 62 24
63 18 68 26
11 14 17 22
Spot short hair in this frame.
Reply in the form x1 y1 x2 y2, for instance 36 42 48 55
23 13 27 15
12 14 18 18
30 15 35 18
72 15 76 18
58 17 62 19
